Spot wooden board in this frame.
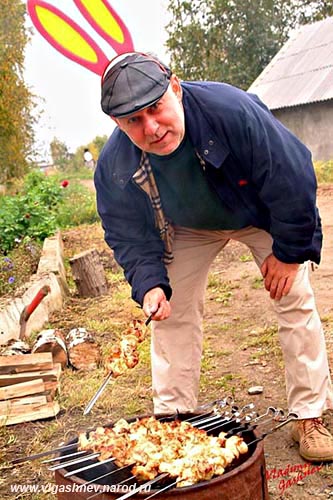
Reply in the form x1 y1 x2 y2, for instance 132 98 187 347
0 401 60 426
0 363 62 387
0 353 54 374
0 378 45 400
0 395 48 413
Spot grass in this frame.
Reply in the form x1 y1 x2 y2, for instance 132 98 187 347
252 276 264 289
207 276 235 305
239 253 253 262
241 324 284 366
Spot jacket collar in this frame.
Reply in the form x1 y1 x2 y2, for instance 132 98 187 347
109 83 230 189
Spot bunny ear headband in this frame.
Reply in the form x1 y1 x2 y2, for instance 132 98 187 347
26 0 135 76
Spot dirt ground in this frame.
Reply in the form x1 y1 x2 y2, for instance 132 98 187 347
1 183 333 499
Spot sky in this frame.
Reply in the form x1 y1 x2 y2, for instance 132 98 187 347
24 0 170 161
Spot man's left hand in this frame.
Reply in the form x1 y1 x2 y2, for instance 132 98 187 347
260 254 300 300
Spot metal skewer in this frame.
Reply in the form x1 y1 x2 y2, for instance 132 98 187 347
143 476 185 499
247 412 299 446
112 473 169 500
83 371 113 415
48 452 101 471
83 314 152 416
43 450 88 464
64 455 116 477
11 442 78 464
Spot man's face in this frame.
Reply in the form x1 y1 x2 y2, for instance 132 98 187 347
113 75 185 155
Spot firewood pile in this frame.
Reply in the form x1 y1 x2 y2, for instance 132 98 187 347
0 326 102 425
0 352 61 426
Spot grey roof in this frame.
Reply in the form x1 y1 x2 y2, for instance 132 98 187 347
248 17 333 110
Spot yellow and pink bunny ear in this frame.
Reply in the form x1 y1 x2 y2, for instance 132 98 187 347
73 0 134 55
27 0 134 75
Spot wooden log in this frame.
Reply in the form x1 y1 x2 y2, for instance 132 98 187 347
32 329 68 369
66 327 101 370
0 363 62 387
0 339 31 356
0 394 48 413
0 378 45 400
0 401 60 426
0 352 54 374
69 249 108 297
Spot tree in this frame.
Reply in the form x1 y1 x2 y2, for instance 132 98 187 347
0 0 35 183
50 138 71 170
165 0 332 89
295 0 333 24
92 135 108 156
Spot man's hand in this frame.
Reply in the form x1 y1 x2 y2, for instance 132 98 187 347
260 254 300 300
143 287 171 321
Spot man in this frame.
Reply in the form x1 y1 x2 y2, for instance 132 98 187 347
95 52 333 462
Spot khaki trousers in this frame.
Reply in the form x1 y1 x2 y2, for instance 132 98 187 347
151 226 333 418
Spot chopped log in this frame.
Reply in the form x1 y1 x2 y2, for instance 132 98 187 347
44 380 59 399
0 395 48 413
0 339 31 356
66 327 101 370
69 248 108 297
0 352 54 374
0 379 45 400
0 363 62 387
0 401 60 426
32 329 68 369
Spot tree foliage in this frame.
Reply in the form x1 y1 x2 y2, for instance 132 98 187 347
50 138 71 170
165 0 333 89
0 0 35 183
50 135 108 171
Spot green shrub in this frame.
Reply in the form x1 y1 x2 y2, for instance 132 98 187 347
0 171 63 253
56 182 98 228
0 170 98 254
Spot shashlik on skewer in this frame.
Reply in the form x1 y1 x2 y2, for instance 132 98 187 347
78 416 248 487
104 319 147 377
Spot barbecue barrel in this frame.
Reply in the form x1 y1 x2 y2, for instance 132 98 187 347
54 413 269 500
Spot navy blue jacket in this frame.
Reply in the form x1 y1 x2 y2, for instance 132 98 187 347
95 81 322 305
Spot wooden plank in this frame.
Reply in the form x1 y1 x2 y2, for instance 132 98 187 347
0 363 62 387
0 353 54 374
0 401 60 426
0 378 45 400
0 395 48 412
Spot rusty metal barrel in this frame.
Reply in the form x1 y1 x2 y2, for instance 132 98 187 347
55 414 269 500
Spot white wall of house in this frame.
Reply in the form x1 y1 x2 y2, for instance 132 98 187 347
273 101 333 162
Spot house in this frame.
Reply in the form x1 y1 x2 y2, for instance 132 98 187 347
248 17 333 162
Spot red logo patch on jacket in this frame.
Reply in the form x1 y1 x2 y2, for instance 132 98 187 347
238 179 248 186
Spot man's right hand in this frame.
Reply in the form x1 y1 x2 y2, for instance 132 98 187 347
143 287 171 321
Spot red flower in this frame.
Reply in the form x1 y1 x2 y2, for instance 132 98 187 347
61 180 69 188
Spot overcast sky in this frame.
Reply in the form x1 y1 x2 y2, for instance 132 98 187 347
24 0 169 161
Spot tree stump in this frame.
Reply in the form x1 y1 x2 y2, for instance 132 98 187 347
69 249 108 297
66 328 101 370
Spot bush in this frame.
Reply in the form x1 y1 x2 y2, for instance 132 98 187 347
56 182 99 228
0 170 98 254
